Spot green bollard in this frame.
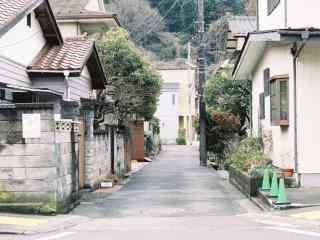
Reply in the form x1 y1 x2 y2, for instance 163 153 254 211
261 168 271 191
276 177 290 205
269 172 279 198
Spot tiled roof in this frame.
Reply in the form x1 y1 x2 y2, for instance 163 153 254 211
0 0 36 26
29 38 94 71
49 0 107 18
228 16 257 36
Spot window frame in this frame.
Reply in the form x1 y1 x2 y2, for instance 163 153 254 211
264 68 270 96
27 13 32 28
267 0 281 15
270 74 289 127
259 92 265 119
172 94 175 106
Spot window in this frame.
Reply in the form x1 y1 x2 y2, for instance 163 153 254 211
0 89 5 100
27 14 31 28
259 93 265 119
264 68 270 96
268 0 280 15
270 75 289 126
172 94 175 106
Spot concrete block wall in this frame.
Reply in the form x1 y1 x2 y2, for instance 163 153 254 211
83 109 112 189
0 104 59 213
54 120 79 212
0 103 79 214
115 132 126 176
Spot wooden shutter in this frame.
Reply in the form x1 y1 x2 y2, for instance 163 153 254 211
259 93 265 119
270 80 280 125
264 68 270 96
268 0 281 15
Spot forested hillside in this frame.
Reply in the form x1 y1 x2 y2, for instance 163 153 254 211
106 0 255 62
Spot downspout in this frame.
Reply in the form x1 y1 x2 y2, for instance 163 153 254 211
290 31 309 187
64 70 70 101
284 0 288 28
256 0 259 31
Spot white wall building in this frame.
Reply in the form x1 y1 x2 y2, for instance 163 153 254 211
155 60 197 145
155 82 179 144
234 0 320 187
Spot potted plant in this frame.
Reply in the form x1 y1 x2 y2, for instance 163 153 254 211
280 155 294 177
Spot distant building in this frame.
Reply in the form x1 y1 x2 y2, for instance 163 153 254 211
156 60 197 145
226 15 257 54
49 0 120 38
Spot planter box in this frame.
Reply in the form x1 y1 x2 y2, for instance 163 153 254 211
229 166 262 198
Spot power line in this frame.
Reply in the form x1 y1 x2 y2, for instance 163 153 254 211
145 0 193 35
129 0 169 33
136 0 194 42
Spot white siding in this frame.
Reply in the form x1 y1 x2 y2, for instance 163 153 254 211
155 90 179 144
296 41 320 174
32 66 93 101
0 55 31 87
258 0 320 31
85 0 104 12
0 11 46 66
287 1 320 29
57 22 80 38
258 0 286 31
251 44 294 170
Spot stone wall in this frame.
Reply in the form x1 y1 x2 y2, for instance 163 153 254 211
0 103 79 214
83 108 112 189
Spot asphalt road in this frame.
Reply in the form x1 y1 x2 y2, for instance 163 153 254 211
2 145 320 240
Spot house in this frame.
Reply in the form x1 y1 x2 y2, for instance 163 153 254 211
49 0 143 166
233 0 320 187
49 0 120 38
49 0 130 175
155 81 179 144
155 59 197 145
0 0 109 213
226 15 257 54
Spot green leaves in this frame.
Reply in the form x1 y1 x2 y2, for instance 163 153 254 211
204 65 250 136
97 28 162 122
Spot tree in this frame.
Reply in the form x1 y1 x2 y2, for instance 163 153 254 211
242 0 256 15
107 0 166 46
96 28 162 123
149 0 243 33
204 64 250 136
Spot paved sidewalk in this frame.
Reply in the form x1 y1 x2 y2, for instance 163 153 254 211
0 213 89 234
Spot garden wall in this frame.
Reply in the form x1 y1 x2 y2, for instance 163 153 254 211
0 103 79 213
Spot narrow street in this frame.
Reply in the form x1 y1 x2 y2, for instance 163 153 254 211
2 146 320 240
72 145 253 218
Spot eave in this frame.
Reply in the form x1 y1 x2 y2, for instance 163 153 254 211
56 13 121 27
233 29 320 81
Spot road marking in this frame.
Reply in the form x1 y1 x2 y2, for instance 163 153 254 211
267 227 320 237
291 210 320 220
0 216 47 226
33 232 76 240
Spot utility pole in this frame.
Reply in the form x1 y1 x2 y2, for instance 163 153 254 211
197 0 207 166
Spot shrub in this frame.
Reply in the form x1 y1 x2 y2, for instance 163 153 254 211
176 128 187 145
225 137 265 173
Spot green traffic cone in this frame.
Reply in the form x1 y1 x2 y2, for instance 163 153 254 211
269 173 279 198
261 169 271 191
276 178 290 205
